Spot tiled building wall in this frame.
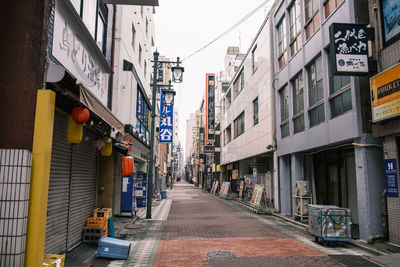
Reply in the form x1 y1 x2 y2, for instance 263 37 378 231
383 136 400 244
0 149 32 266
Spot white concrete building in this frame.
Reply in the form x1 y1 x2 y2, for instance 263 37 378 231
220 9 277 204
111 4 156 213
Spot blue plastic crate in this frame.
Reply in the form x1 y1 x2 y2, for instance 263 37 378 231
96 237 131 260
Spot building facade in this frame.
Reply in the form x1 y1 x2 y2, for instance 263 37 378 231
273 0 384 242
368 0 400 245
220 9 277 206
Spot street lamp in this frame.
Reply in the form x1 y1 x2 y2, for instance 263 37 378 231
146 50 183 219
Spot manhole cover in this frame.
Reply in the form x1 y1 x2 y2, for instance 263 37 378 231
204 251 236 260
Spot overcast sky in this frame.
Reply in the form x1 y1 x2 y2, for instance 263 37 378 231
154 0 273 157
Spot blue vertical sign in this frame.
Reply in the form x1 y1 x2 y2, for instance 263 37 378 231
385 159 399 198
159 89 173 143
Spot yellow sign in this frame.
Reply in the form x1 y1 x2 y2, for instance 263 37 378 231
216 164 221 172
370 64 400 122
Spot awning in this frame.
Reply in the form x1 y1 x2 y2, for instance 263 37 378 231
103 0 159 5
79 85 125 135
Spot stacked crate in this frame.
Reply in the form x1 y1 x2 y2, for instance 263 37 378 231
83 208 112 245
86 217 108 237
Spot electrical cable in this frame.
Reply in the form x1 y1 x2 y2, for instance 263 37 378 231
181 0 271 62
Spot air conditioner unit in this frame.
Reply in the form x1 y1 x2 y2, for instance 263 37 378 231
296 198 310 216
295 181 310 196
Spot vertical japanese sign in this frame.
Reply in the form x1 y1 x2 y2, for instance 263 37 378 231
329 23 369 75
384 159 399 198
205 74 216 143
159 89 173 143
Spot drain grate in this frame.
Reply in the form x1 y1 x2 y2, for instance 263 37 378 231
204 251 236 260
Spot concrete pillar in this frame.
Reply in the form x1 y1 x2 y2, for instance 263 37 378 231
354 134 385 241
279 155 291 215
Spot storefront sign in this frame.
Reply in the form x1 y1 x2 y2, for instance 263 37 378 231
159 89 173 143
370 64 400 122
384 159 399 198
205 74 216 143
381 0 400 45
329 23 369 75
52 0 109 106
232 169 239 179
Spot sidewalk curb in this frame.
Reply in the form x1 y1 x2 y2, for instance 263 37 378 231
214 192 389 257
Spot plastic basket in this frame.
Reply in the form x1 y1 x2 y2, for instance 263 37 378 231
42 254 65 267
93 208 112 219
86 217 107 228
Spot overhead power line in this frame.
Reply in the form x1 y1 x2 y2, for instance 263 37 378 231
181 0 271 62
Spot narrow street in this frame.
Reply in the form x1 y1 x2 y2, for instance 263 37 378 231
101 181 380 267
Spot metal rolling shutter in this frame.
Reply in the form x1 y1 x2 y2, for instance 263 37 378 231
45 112 71 254
67 128 98 250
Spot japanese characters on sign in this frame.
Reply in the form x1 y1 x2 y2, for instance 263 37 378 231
205 74 216 143
159 89 173 143
370 63 400 122
329 23 369 75
384 159 399 198
52 0 109 106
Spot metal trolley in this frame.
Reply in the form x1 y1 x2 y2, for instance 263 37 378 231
308 205 352 244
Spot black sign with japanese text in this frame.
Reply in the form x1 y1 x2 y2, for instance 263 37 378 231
329 23 369 75
205 74 215 143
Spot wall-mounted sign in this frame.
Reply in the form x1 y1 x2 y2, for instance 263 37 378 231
329 23 369 75
205 74 216 143
370 63 400 122
232 169 239 179
159 90 173 143
384 159 398 198
381 0 400 45
52 0 109 106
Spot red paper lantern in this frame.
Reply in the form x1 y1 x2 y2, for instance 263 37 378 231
72 107 90 124
122 156 134 176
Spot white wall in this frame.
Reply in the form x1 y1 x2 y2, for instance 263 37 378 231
220 16 275 164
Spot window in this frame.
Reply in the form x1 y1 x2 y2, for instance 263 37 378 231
308 56 323 107
82 0 97 38
304 0 320 40
252 45 258 73
280 86 289 138
145 17 149 36
292 73 304 133
233 70 244 98
277 18 287 69
144 60 147 77
132 24 136 49
136 88 150 140
328 50 352 118
253 97 259 125
324 0 344 18
308 55 325 127
234 112 245 138
289 0 301 57
70 0 108 53
224 90 231 112
139 44 142 65
224 125 232 145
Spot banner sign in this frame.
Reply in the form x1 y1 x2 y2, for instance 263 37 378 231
382 0 400 45
205 74 216 143
384 159 399 198
370 64 400 122
52 0 109 106
329 23 369 75
159 89 173 143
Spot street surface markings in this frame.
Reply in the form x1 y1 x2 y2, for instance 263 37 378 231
107 199 172 267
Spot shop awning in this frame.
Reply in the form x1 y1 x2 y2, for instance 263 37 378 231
79 85 125 135
103 0 158 5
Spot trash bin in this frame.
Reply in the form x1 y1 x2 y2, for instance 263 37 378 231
160 190 167 199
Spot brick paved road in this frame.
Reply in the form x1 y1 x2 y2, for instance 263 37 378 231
153 181 380 267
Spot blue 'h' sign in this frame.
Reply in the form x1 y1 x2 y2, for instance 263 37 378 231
385 159 399 198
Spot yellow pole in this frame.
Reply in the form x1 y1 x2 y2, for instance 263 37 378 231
25 90 56 267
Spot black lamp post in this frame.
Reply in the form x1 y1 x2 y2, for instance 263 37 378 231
146 50 183 219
